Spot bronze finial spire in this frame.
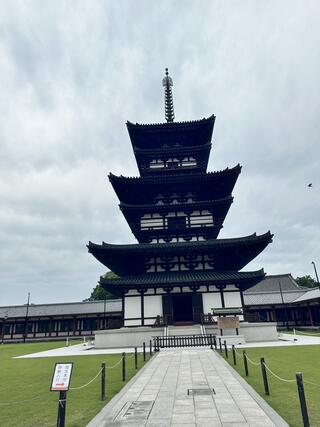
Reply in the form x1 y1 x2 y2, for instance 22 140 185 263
162 68 175 123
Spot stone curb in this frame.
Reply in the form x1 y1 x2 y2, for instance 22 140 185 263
215 350 289 427
86 352 159 426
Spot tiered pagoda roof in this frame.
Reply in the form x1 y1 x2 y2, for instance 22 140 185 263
88 69 273 294
109 165 241 204
100 270 266 295
88 232 273 276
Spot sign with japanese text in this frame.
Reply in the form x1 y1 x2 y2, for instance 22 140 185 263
50 362 73 391
217 316 240 330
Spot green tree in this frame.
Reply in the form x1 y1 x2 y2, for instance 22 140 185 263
295 275 318 288
87 271 118 300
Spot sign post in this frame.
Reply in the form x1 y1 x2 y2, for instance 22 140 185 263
50 363 73 427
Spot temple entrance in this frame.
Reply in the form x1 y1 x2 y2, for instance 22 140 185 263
172 294 193 323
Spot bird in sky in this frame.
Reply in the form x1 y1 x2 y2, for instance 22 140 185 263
308 183 313 188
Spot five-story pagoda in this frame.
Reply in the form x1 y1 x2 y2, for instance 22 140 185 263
88 69 273 327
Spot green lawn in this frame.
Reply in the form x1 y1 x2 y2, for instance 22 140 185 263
220 345 320 427
0 341 151 427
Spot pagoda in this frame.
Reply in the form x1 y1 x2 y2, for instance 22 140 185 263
88 69 273 327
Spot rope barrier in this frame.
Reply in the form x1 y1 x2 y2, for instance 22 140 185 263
244 354 260 366
69 368 103 390
106 355 125 369
262 362 296 383
126 353 136 359
234 347 244 357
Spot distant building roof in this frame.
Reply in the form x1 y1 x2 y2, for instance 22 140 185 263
0 300 121 319
293 288 320 303
244 274 309 306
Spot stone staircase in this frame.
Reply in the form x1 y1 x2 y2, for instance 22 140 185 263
167 324 202 336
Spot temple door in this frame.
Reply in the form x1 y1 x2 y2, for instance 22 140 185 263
192 293 203 323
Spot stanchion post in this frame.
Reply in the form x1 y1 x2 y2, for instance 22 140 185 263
296 372 310 427
219 337 222 353
224 340 228 358
260 357 270 395
57 390 67 427
134 347 138 369
143 342 146 361
122 352 126 382
149 339 152 357
213 336 217 351
243 350 249 376
232 345 236 365
101 362 106 401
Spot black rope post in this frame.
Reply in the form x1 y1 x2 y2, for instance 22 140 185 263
232 345 237 366
149 339 152 357
143 342 146 361
243 351 249 377
224 340 228 359
101 362 106 401
122 352 126 382
296 372 310 427
57 390 67 427
219 337 222 353
134 347 138 369
260 357 270 395
156 336 160 352
213 336 217 351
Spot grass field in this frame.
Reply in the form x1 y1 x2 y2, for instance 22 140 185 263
0 341 151 427
221 345 320 427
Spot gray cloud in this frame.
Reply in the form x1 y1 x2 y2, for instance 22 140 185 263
1 0 320 305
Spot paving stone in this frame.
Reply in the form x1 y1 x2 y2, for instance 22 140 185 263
86 349 288 427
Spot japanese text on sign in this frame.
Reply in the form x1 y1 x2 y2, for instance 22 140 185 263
50 363 73 391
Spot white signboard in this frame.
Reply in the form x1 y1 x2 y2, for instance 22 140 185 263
50 363 73 391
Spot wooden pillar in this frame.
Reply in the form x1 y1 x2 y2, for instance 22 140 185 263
48 317 52 337
219 286 225 308
308 304 314 326
141 291 145 326
73 317 77 336
272 306 277 323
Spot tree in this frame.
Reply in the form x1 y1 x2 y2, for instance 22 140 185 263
295 275 318 288
87 271 118 300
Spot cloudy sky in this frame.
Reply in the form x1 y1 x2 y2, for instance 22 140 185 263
1 1 319 306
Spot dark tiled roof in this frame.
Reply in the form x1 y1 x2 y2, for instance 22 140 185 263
244 291 306 306
109 165 241 185
126 115 215 131
88 232 273 276
243 274 307 306
0 300 121 319
101 269 265 289
89 232 273 254
245 274 303 293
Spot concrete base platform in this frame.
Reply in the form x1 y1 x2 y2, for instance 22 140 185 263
94 322 278 349
95 326 165 349
87 348 288 427
205 322 278 343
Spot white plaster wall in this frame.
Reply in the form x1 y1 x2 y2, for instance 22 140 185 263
203 292 222 313
223 291 242 308
144 295 162 318
125 319 141 327
125 296 140 319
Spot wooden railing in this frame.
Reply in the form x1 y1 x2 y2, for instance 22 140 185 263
153 334 216 351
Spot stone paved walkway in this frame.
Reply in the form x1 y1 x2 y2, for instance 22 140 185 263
87 348 288 427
